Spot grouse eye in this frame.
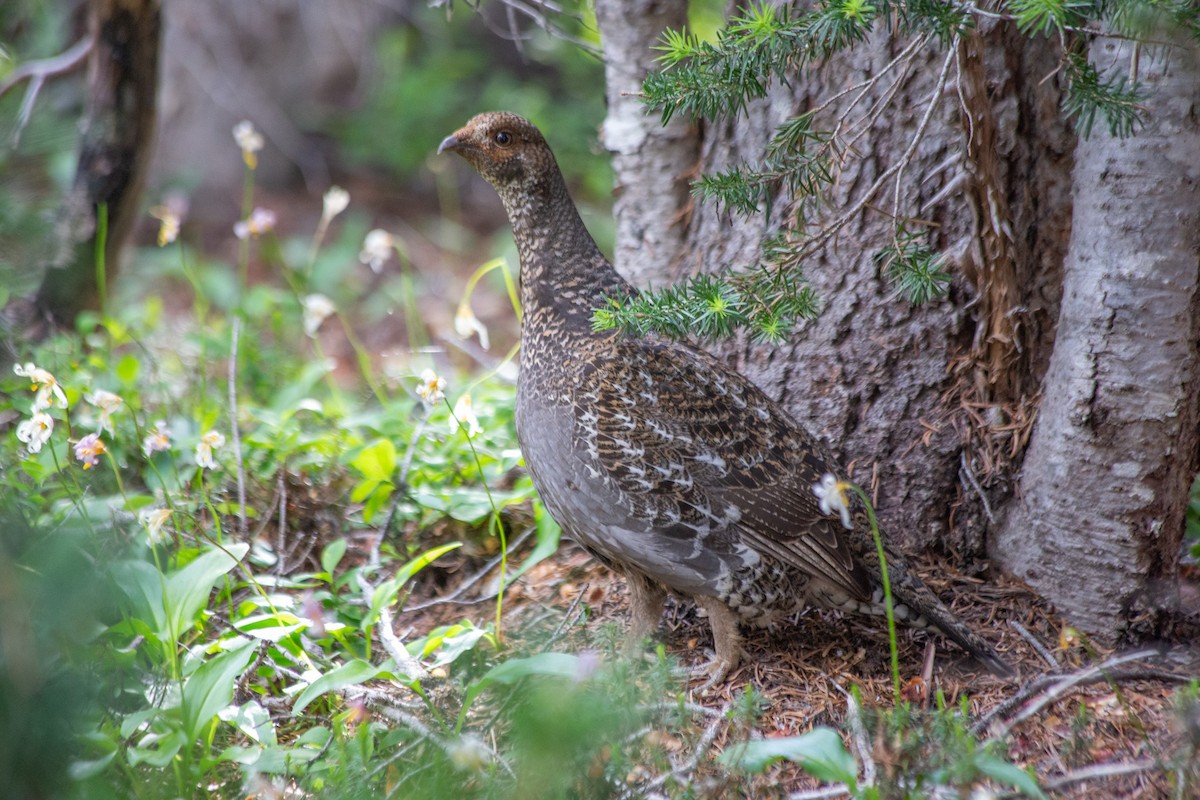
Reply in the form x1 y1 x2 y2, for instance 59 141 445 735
493 130 513 147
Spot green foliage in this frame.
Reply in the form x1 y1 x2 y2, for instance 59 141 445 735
1060 49 1144 137
875 228 952 305
593 270 820 343
334 2 612 204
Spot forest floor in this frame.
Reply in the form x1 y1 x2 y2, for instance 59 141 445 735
375 524 1200 798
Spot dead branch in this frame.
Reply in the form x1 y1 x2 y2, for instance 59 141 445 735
0 35 92 146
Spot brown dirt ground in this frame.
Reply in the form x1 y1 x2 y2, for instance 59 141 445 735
390 531 1200 799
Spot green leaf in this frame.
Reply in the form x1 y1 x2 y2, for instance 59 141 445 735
112 560 170 643
974 753 1047 799
115 353 140 385
718 727 857 785
165 543 249 640
292 659 387 714
321 538 348 574
128 730 186 768
350 438 397 483
180 641 258 742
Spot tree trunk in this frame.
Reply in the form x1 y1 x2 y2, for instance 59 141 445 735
35 0 160 326
595 0 698 287
994 32 1200 640
597 10 1198 642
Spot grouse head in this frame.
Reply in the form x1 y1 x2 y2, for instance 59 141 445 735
438 112 561 207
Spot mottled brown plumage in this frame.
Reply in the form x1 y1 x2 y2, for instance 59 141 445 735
439 112 1013 682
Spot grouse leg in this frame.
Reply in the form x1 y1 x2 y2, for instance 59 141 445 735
693 596 745 689
624 570 667 648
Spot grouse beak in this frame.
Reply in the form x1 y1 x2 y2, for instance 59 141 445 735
437 133 462 155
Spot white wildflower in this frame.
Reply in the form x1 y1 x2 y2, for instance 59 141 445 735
302 294 336 338
85 389 124 435
195 429 225 470
233 120 264 168
16 411 54 453
321 186 350 221
454 303 490 351
233 207 277 240
138 507 173 545
142 421 171 457
74 433 106 470
358 228 394 273
450 394 483 438
415 369 446 407
813 473 853 530
14 362 68 411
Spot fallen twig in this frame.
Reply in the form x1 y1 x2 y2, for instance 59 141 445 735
1010 620 1059 670
978 647 1161 740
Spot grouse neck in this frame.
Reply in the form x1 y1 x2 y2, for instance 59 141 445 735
499 171 631 326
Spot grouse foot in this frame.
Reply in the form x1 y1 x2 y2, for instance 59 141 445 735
691 596 746 691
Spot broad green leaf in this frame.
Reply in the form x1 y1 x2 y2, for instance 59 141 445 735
165 543 249 639
321 538 348 574
234 611 307 642
719 727 857 784
111 560 170 642
410 622 496 668
349 438 397 483
128 730 186 768
218 700 277 746
292 659 387 714
180 641 257 742
974 754 1047 799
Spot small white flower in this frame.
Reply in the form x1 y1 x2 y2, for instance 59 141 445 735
195 429 225 470
813 473 853 530
74 432 107 470
446 734 491 773
415 369 446 407
142 421 171 457
358 229 394 273
150 205 181 246
450 394 483 438
233 120 264 168
138 507 173 545
85 389 124 435
14 362 68 411
302 294 336 338
16 411 54 453
454 303 490 351
321 186 350 221
233 207 277 240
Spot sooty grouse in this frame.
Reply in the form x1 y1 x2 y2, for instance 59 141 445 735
439 111 1013 682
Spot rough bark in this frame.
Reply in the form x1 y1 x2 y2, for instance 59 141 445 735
34 0 160 326
668 27 1074 555
594 0 698 286
994 32 1200 640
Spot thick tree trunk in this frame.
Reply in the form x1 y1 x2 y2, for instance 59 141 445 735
994 32 1200 640
667 26 1073 555
595 0 698 287
599 9 1198 643
35 0 160 326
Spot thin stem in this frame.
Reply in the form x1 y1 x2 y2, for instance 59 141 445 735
848 482 901 703
446 399 509 643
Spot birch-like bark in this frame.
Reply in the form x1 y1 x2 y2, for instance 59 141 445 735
594 0 697 287
994 32 1200 639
